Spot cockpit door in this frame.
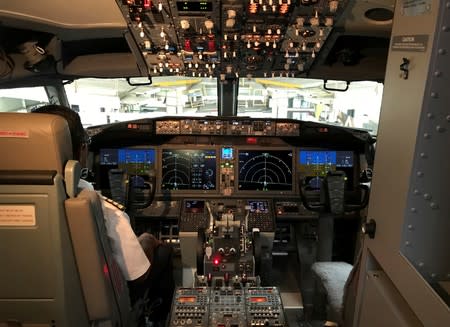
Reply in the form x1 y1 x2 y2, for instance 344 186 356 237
354 0 449 326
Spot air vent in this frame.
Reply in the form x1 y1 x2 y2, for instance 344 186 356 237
365 8 394 22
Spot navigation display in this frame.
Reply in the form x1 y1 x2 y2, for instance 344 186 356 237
161 149 216 190
99 148 155 174
238 150 293 191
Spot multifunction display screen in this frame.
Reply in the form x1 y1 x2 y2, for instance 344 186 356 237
248 200 269 213
298 150 354 190
99 148 155 174
184 200 205 213
238 150 293 191
161 149 216 190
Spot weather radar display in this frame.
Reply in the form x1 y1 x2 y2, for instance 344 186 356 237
161 149 216 190
238 150 293 191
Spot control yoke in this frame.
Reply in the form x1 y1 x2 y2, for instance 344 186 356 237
300 171 370 215
126 168 157 210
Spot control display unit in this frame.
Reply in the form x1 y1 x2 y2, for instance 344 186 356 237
238 150 293 191
161 149 217 190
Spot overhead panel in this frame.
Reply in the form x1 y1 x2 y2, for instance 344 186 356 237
116 0 349 78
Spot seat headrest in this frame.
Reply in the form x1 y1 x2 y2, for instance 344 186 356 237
0 112 73 174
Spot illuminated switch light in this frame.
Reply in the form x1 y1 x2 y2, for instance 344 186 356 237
227 9 236 18
226 19 235 28
329 0 338 13
205 20 214 30
180 19 190 30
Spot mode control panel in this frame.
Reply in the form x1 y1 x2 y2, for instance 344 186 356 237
155 118 299 136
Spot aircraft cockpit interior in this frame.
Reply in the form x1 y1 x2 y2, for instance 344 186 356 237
1 1 449 327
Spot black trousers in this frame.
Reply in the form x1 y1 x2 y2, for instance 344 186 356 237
128 244 175 321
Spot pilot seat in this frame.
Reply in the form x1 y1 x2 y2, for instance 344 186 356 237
0 113 139 326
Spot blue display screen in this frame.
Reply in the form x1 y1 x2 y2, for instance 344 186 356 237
118 149 155 165
99 148 155 174
299 150 353 168
221 147 233 159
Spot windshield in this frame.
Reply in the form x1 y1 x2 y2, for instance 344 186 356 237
0 77 383 134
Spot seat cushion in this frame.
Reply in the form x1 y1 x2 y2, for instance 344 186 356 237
311 261 353 323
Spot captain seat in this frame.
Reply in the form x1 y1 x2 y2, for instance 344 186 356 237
0 113 135 326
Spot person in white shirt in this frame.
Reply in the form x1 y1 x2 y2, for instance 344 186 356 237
32 105 174 321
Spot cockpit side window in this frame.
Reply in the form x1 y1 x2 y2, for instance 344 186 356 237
0 87 49 112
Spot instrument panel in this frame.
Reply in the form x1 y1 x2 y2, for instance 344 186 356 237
96 145 357 198
88 116 373 222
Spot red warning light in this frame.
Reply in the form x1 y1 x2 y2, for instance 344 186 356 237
143 0 151 9
213 258 220 265
246 137 257 144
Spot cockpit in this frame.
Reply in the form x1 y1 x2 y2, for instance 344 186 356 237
2 1 448 327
